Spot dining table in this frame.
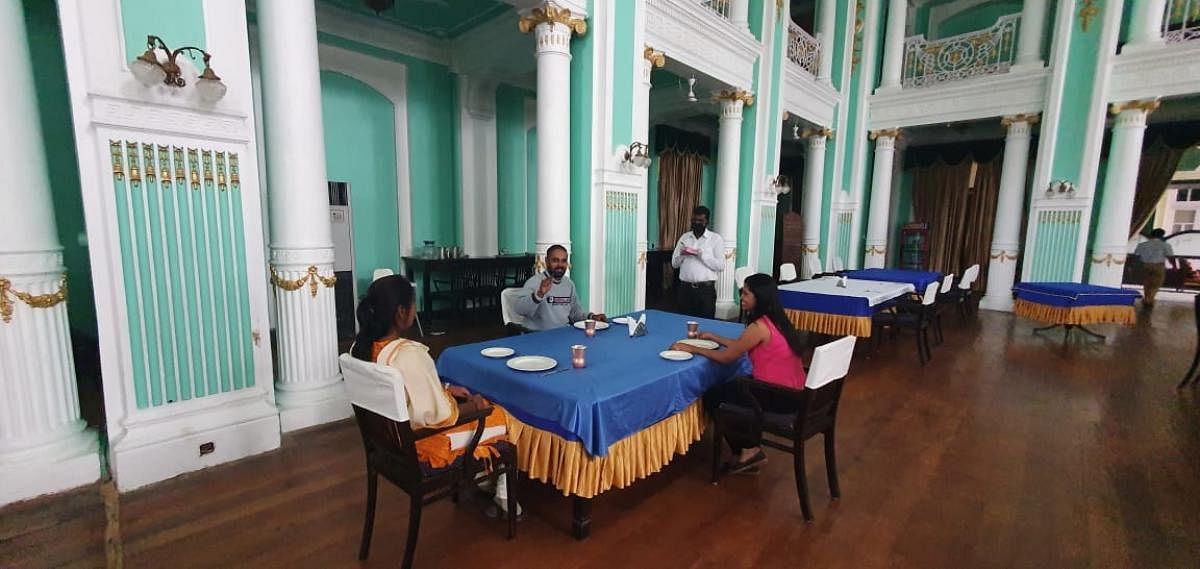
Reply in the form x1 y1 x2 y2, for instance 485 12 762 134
436 309 750 539
1012 282 1139 340
841 268 943 291
777 276 915 337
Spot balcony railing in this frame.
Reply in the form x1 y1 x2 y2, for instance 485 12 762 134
902 13 1020 88
702 0 731 20
1164 0 1200 43
787 21 821 77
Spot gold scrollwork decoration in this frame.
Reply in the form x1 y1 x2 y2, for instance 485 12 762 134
802 245 819 254
990 250 1018 263
110 141 124 180
713 89 755 107
724 248 737 260
125 141 142 185
229 153 241 188
864 245 886 256
1078 0 1099 32
869 129 901 141
643 46 665 68
1090 254 1125 268
0 275 68 324
1109 98 1160 116
800 127 835 140
1000 113 1040 129
270 265 337 298
637 251 647 266
518 3 587 36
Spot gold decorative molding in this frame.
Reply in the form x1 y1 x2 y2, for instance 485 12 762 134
713 89 755 107
864 245 886 256
533 255 545 273
1090 254 1125 268
1001 113 1041 128
851 0 865 69
518 3 587 36
1078 0 1100 32
801 127 835 140
869 128 901 140
637 251 647 267
270 265 337 298
0 275 68 324
990 250 1018 263
802 245 819 254
1109 99 1161 115
643 46 665 68
724 248 737 260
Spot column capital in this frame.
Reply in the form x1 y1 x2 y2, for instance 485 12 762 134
869 128 901 141
518 3 587 36
802 127 834 141
713 88 755 107
1001 113 1040 129
1109 98 1160 116
643 46 665 68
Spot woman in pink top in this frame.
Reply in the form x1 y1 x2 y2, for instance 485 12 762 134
672 273 808 473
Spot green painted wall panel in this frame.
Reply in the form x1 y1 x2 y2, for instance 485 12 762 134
647 127 660 249
569 0 595 305
1049 0 1107 184
603 192 637 315
936 2 1022 38
120 0 205 65
610 0 636 147
526 128 538 253
736 60 760 267
23 0 96 334
319 71 401 294
496 85 534 253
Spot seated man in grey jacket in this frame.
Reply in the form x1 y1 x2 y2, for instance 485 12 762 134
513 244 606 330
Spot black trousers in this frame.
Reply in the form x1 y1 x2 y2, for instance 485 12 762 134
677 282 716 319
704 378 802 452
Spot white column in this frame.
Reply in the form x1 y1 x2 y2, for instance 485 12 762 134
801 131 828 278
879 0 908 91
981 115 1036 311
258 0 348 432
714 92 748 319
1127 0 1168 48
520 7 584 264
863 130 899 269
1089 102 1156 287
1013 0 1049 69
634 48 662 311
0 0 98 505
817 0 838 82
458 76 499 257
731 0 750 31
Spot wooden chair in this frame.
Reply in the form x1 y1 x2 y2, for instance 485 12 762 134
710 335 857 522
340 354 518 569
941 264 980 322
1179 293 1200 389
932 273 956 345
873 281 940 365
500 287 532 336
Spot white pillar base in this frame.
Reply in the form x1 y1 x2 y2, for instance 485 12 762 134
979 294 1015 312
277 384 351 432
0 433 99 506
715 247 738 320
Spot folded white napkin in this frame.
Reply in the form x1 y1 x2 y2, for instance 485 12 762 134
627 313 639 336
632 313 648 337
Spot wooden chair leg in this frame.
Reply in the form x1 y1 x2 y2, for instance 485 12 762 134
922 327 933 363
401 496 423 569
823 429 840 500
1178 341 1200 389
793 441 814 523
934 313 944 345
915 327 927 366
358 470 378 560
505 450 518 540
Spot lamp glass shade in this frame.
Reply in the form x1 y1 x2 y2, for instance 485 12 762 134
131 53 166 86
196 77 227 102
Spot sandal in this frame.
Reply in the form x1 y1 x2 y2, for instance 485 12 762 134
724 450 767 474
484 500 526 521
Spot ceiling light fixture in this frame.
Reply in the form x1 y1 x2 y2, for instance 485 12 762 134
130 35 226 102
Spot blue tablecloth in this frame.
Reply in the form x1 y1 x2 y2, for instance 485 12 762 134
436 309 750 457
842 268 943 291
1012 282 1140 307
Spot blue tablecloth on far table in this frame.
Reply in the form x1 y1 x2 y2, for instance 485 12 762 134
841 268 943 291
1012 282 1140 307
436 310 750 457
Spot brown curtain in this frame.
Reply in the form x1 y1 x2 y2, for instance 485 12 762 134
960 158 1001 291
911 158 1001 290
1128 141 1186 237
657 150 705 248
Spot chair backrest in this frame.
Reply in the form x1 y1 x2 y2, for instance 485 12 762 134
372 268 394 282
959 264 980 289
921 280 940 305
804 255 823 279
939 273 955 293
779 262 797 283
340 353 411 422
734 266 754 288
500 287 528 327
832 256 845 272
805 336 857 389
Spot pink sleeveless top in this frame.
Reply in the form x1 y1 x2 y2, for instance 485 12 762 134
748 317 807 389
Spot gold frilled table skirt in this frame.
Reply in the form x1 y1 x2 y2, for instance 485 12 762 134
504 400 705 499
784 308 874 337
1013 298 1137 326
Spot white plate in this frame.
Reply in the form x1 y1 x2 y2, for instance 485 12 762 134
480 347 514 358
611 316 632 325
677 338 719 350
659 350 694 361
506 355 558 372
573 320 611 330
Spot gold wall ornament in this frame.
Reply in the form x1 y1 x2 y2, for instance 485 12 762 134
643 46 665 68
215 151 227 191
1109 98 1161 115
1078 0 1100 32
869 128 901 140
229 153 241 188
723 248 737 260
800 127 834 140
0 275 68 324
109 141 125 180
1090 253 1125 267
864 245 887 256
1000 113 1041 128
187 148 201 190
990 250 1018 263
637 251 647 266
125 141 142 185
173 147 186 186
142 144 156 182
518 4 587 36
713 89 755 106
158 145 172 187
202 150 214 185
270 265 338 298
802 245 820 253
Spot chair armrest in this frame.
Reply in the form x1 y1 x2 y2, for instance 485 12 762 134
410 405 494 441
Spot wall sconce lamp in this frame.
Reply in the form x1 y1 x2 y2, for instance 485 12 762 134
130 35 227 102
687 75 698 103
624 142 652 169
1046 179 1076 197
770 175 791 195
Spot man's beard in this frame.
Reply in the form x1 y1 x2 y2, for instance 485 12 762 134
550 267 566 280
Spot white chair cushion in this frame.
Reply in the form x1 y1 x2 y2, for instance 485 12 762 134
500 287 528 327
340 353 411 423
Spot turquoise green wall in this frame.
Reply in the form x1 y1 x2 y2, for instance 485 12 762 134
120 0 205 66
24 0 96 334
526 128 538 253
647 128 660 249
819 0 852 260
736 62 761 267
1048 0 1107 184
936 1 1022 38
319 71 400 294
569 0 595 305
610 1 636 147
496 85 535 253
1180 147 1200 171
317 33 462 249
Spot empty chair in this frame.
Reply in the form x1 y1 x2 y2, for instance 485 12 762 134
779 262 798 283
932 273 956 345
873 280 939 365
340 353 519 569
710 335 857 522
373 268 424 337
500 287 531 336
952 264 981 321
735 266 754 289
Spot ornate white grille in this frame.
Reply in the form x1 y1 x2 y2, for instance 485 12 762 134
787 21 821 76
902 14 1020 88
701 0 731 20
1164 0 1200 43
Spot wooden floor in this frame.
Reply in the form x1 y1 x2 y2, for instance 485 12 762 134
4 302 1200 569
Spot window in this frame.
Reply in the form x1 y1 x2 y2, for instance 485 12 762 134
1173 210 1195 233
1177 188 1200 202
